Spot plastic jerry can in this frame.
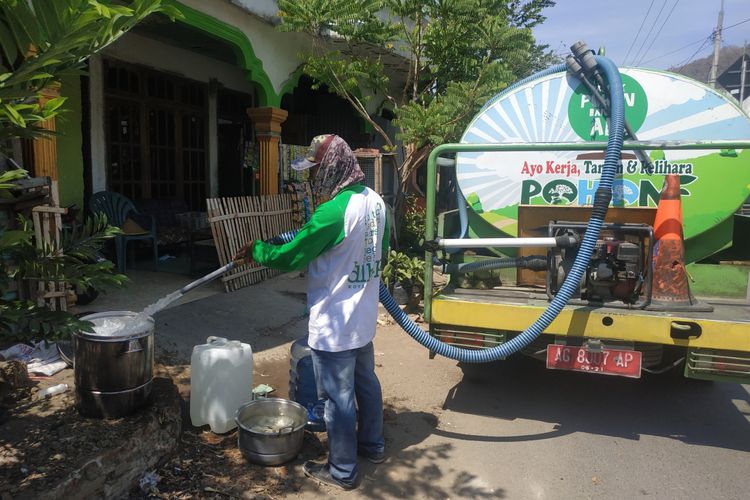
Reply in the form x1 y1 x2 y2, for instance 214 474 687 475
289 336 326 432
190 336 253 433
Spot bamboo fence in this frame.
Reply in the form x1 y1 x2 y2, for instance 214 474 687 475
206 194 298 292
28 181 70 310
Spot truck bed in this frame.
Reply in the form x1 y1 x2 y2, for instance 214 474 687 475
429 287 750 352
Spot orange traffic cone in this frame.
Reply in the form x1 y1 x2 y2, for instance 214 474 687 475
646 174 712 311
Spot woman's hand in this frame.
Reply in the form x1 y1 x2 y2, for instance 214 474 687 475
233 241 255 265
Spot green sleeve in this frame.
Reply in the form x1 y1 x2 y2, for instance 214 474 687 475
252 198 346 272
382 207 391 257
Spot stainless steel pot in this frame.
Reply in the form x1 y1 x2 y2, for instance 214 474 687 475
74 311 154 419
236 398 308 466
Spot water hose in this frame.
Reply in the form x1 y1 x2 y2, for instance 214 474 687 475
446 256 548 274
270 55 624 363
178 261 236 295
434 156 469 244
391 55 624 362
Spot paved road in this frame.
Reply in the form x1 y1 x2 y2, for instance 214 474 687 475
354 320 750 500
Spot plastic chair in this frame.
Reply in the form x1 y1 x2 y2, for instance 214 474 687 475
89 191 158 273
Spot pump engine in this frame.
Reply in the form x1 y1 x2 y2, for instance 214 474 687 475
547 222 653 306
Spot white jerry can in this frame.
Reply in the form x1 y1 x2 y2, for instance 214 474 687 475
190 336 253 433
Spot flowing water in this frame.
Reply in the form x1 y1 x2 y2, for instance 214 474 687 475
90 290 184 337
91 263 231 337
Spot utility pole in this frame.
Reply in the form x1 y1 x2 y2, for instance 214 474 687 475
740 42 747 103
708 0 725 88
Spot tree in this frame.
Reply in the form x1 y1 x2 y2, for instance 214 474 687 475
506 0 560 77
277 0 555 212
0 0 180 341
0 0 181 147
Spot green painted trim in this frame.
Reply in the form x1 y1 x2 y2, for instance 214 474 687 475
169 0 280 106
278 65 305 100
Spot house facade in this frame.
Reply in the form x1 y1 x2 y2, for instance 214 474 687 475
26 0 397 213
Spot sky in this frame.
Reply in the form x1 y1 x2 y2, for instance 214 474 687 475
532 0 750 70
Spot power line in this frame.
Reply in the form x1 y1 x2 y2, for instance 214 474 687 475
629 0 669 66
640 15 750 66
623 0 656 64
640 37 706 65
677 36 712 68
724 16 750 30
636 0 682 66
633 13 750 69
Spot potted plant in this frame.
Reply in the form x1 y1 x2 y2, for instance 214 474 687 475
382 250 425 310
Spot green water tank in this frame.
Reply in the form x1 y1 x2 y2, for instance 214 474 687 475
457 68 750 262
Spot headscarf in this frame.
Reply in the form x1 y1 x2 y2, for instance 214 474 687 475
311 135 365 201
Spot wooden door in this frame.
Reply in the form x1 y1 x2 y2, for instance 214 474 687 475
106 98 144 203
103 60 208 209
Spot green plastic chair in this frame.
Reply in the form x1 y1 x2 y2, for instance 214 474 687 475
89 191 158 273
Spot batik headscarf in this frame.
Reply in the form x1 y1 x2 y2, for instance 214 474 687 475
311 135 366 201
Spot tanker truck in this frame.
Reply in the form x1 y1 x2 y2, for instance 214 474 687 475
416 43 750 382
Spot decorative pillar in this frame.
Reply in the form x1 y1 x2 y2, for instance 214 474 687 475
31 84 61 180
246 107 288 195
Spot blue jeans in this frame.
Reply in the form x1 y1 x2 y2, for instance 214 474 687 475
311 342 384 485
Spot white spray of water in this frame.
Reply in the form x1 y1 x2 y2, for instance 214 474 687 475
91 263 232 337
91 290 184 337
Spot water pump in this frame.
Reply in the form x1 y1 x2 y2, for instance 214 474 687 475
547 222 653 307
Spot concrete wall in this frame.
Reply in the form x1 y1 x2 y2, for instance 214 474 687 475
77 0 390 202
55 74 85 209
180 0 308 96
227 0 281 24
102 32 258 95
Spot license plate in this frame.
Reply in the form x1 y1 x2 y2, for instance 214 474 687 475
546 344 642 378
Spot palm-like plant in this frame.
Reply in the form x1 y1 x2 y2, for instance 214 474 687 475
0 169 128 342
0 0 181 145
0 1 181 341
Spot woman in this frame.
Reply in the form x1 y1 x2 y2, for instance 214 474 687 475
236 134 389 490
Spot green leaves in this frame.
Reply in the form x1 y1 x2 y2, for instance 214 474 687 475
0 300 96 342
0 1 170 341
278 1 555 208
279 0 395 44
304 52 388 99
0 166 27 188
279 1 547 152
382 250 425 287
0 230 31 248
0 206 127 343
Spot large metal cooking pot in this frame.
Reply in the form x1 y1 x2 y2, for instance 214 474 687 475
74 311 154 419
236 398 308 466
